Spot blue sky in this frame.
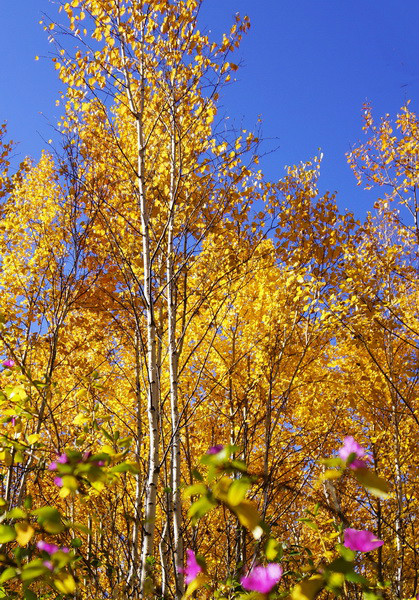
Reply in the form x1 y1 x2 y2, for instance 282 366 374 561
1 1 418 216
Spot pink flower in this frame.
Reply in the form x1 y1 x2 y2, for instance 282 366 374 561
43 560 54 571
2 359 14 368
37 540 69 554
37 540 59 554
338 437 368 469
241 564 283 593
54 476 63 487
343 528 383 552
207 445 224 455
49 453 68 470
179 549 202 585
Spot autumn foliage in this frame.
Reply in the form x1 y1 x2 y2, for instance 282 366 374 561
0 1 419 599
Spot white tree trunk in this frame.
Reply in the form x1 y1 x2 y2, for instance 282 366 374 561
167 105 184 597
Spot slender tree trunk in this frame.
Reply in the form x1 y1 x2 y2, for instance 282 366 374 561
167 100 184 597
391 392 404 599
127 326 143 591
136 102 161 594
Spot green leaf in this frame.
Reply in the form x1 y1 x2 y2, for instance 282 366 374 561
320 458 343 468
346 572 370 585
227 478 251 507
298 518 318 531
363 592 381 600
191 468 203 481
100 428 114 442
71 522 91 534
33 506 63 533
33 506 61 521
108 462 138 474
337 544 355 562
90 452 110 463
0 525 16 543
354 468 390 499
183 483 208 498
188 496 216 523
71 537 82 548
24 590 37 600
326 557 354 574
7 507 27 519
0 568 16 584
21 564 48 581
230 459 248 472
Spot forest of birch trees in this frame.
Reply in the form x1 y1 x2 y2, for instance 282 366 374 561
0 1 418 599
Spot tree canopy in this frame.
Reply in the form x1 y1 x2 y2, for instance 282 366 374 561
0 2 418 599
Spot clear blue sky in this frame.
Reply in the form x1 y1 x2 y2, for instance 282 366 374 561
1 1 418 216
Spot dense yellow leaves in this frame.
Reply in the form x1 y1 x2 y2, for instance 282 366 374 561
1 0 419 597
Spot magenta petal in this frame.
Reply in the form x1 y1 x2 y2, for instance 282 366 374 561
43 560 54 571
207 445 224 455
339 437 365 462
57 453 68 464
48 461 58 471
343 528 384 552
54 476 63 487
2 359 15 368
241 564 283 593
37 540 60 554
181 549 202 585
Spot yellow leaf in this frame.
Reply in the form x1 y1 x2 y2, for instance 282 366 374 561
291 575 324 600
353 468 390 499
321 470 341 480
73 413 87 425
15 522 35 546
213 476 231 502
59 487 71 498
233 500 263 539
54 573 76 594
182 573 208 599
91 480 105 492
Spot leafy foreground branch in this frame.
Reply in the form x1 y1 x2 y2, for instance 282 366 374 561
0 364 391 600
